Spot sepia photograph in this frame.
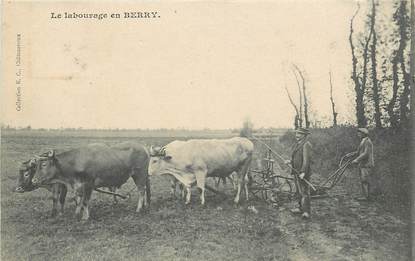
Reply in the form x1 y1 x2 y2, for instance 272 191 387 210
1 0 413 260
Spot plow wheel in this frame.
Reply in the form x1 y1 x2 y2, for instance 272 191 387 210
249 169 295 204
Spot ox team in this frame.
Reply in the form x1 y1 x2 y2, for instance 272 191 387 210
15 137 253 221
15 127 373 221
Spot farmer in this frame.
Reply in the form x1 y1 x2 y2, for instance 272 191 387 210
286 127 313 219
347 128 374 201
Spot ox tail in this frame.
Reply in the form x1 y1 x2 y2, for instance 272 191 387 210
145 174 151 207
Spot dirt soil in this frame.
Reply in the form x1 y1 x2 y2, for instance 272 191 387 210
1 135 411 260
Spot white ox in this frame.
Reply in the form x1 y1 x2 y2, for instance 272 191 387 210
148 137 253 205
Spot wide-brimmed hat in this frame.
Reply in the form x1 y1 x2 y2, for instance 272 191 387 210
295 127 310 135
358 128 369 135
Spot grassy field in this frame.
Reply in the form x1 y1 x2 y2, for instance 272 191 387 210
1 132 411 260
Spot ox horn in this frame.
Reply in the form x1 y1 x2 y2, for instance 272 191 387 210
159 147 166 156
29 158 37 166
47 150 55 158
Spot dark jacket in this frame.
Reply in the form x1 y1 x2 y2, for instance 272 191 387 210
291 138 312 178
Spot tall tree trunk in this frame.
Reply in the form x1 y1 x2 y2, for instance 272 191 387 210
329 70 338 127
284 85 300 129
388 56 400 128
410 1 414 258
293 64 310 128
349 3 367 127
389 0 410 128
292 68 303 128
370 0 382 128
410 0 414 113
360 1 375 128
397 0 411 128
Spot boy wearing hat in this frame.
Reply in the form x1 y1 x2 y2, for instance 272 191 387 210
347 128 374 200
288 127 313 219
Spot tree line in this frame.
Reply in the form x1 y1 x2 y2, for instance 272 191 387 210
351 0 413 129
285 0 413 130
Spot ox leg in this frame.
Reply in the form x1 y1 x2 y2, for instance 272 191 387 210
244 174 250 201
243 160 252 201
231 172 238 191
51 184 60 217
235 158 252 204
222 177 227 187
234 170 247 204
179 183 186 200
170 178 177 199
136 189 145 213
185 186 192 205
75 196 83 220
74 183 85 220
234 177 242 205
131 168 146 213
81 187 93 221
194 171 207 206
214 178 220 189
59 184 67 215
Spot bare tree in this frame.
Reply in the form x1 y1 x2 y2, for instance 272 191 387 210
397 0 411 127
387 0 411 128
388 54 401 128
291 68 303 128
329 70 338 127
292 64 310 128
349 3 368 127
370 0 382 128
410 0 414 123
357 0 376 127
284 85 300 129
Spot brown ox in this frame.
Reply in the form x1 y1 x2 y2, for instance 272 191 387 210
31 142 150 221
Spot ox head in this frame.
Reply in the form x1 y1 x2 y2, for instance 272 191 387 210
15 158 38 193
148 146 172 176
31 150 58 186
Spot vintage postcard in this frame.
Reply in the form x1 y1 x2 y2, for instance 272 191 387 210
1 0 412 260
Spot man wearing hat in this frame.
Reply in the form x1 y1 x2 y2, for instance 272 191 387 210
353 128 374 200
347 128 374 200
288 127 313 219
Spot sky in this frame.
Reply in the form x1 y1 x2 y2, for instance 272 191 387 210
2 0 377 129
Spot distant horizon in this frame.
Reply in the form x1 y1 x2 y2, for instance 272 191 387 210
0 124 291 131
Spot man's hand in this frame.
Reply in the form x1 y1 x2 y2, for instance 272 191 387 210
299 173 305 179
352 159 359 164
284 160 291 166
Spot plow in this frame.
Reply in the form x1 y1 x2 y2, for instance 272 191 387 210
248 134 354 204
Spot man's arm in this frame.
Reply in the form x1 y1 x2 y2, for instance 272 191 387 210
300 142 311 173
353 140 369 163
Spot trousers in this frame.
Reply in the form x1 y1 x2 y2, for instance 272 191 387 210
294 176 311 214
